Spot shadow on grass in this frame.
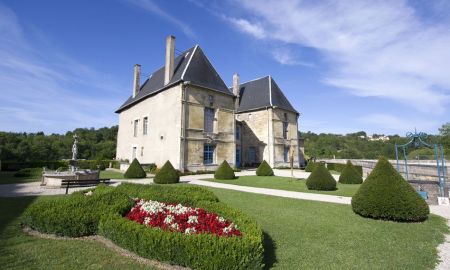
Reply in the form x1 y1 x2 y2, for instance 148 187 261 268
263 231 277 269
0 196 36 236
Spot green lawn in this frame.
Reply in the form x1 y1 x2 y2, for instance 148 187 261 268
0 170 126 185
209 188 448 270
0 171 41 185
0 196 152 269
206 176 360 197
99 170 125 179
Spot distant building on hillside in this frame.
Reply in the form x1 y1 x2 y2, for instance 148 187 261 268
115 36 305 171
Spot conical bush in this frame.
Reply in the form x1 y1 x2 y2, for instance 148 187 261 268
306 162 336 191
339 160 363 184
124 158 146 179
351 157 429 222
214 160 235 180
154 160 180 184
256 160 274 176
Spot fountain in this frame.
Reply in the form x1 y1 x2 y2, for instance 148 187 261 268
41 135 100 187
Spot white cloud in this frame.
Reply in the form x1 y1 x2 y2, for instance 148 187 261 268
127 0 196 39
212 0 450 112
224 17 266 39
0 4 124 134
271 47 314 67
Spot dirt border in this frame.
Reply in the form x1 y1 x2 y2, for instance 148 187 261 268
22 226 190 270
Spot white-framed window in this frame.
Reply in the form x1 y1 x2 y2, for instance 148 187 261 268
203 144 215 165
143 117 148 135
204 107 215 133
132 146 137 160
133 119 139 137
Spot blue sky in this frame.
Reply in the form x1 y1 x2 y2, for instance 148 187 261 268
0 0 449 135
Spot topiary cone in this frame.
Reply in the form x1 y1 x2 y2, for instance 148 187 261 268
304 162 316 172
256 160 274 176
306 162 336 191
351 157 429 222
214 160 235 180
339 160 363 184
154 161 180 184
124 158 147 179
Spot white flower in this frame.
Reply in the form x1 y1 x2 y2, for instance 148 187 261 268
223 223 237 234
185 227 196 235
187 215 198 224
216 216 225 223
144 217 151 225
170 223 179 230
164 215 174 224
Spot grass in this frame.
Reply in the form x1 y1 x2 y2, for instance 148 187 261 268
0 196 153 269
0 171 41 185
206 176 360 197
209 188 448 270
99 170 125 179
0 170 126 185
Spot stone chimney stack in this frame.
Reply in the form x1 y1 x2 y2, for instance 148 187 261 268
232 73 240 109
132 64 141 98
164 35 175 85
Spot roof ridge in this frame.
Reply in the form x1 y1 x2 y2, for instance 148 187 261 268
181 45 198 80
236 75 270 87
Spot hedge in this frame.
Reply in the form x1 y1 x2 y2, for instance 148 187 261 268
338 160 363 184
154 161 180 184
256 160 274 176
22 183 264 269
124 158 147 179
22 185 133 237
327 162 363 176
306 162 337 191
1 160 119 171
214 160 236 180
351 157 429 222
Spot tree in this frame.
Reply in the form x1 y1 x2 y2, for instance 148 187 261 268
439 122 450 136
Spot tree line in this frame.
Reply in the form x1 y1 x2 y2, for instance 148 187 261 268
302 123 450 160
0 126 118 162
0 123 449 162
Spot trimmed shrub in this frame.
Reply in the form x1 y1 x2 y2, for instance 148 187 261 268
14 168 43 177
339 160 363 184
22 186 133 237
304 162 318 172
351 157 429 222
22 183 264 269
327 162 363 176
256 160 274 176
214 160 235 180
306 162 337 191
99 197 263 270
154 161 179 184
124 158 146 179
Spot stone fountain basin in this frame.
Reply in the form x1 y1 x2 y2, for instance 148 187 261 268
42 170 99 187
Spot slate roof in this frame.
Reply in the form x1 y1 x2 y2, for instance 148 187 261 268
116 45 233 113
234 76 298 114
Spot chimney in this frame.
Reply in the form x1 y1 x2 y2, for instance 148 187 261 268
132 64 141 98
164 35 175 85
232 73 240 109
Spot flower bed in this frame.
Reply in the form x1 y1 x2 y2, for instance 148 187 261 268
125 199 241 237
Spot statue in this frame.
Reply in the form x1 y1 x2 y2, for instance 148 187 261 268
72 135 78 161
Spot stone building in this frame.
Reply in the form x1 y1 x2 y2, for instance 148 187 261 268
116 36 304 171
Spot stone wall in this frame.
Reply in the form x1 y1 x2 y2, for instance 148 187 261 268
183 85 235 171
116 84 182 169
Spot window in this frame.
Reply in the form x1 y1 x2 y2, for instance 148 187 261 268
248 147 256 163
203 144 215 165
236 125 241 140
284 113 288 121
141 146 144 157
204 107 215 133
284 147 289 162
143 117 148 135
133 119 138 137
283 122 288 139
132 147 137 160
